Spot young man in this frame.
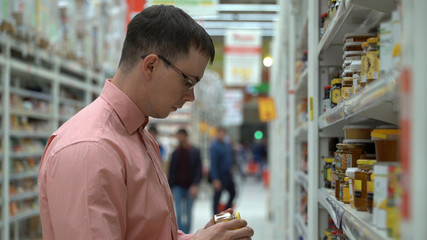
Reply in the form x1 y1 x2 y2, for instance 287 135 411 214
38 5 253 240
168 128 202 234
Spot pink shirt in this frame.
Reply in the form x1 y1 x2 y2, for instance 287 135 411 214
38 80 194 240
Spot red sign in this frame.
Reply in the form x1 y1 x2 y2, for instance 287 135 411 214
126 0 146 26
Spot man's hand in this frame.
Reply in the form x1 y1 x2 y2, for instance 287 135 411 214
213 180 222 191
189 185 199 198
191 209 254 240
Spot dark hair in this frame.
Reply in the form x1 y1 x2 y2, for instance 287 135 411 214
177 128 188 136
118 5 215 73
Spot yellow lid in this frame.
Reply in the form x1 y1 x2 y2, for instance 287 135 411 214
343 77 353 83
344 177 349 181
367 37 378 43
369 160 377 165
324 157 334 163
235 212 241 220
331 78 342 85
371 129 400 140
362 42 369 48
357 159 371 165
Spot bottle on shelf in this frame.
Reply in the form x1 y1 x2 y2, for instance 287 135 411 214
354 159 375 212
366 37 380 85
330 78 342 108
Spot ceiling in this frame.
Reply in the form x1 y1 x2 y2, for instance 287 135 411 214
196 0 279 37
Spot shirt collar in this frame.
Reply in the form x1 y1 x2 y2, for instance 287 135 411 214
100 79 149 135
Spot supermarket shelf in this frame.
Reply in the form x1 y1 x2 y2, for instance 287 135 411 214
150 118 191 125
9 208 40 224
9 191 38 202
295 170 308 191
10 151 44 159
318 0 392 55
10 108 51 120
10 87 52 102
60 75 88 91
294 124 308 141
318 71 399 129
295 213 308 239
10 169 39 181
295 68 308 95
10 131 51 139
59 97 85 107
318 188 390 240
8 58 55 82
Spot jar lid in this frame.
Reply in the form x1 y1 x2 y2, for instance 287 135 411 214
323 85 332 90
362 42 369 48
371 129 400 140
344 177 349 181
343 77 353 83
324 157 334 163
367 37 378 43
369 160 377 165
357 159 371 165
343 33 377 42
343 51 363 58
331 78 342 85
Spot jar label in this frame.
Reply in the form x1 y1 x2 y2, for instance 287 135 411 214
367 181 374 193
343 187 350 202
355 179 362 191
342 87 353 100
331 88 341 105
361 55 368 78
327 168 332 182
367 51 380 80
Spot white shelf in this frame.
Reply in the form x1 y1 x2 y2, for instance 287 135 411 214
10 169 39 181
10 131 51 139
10 88 52 102
9 208 40 224
9 191 38 202
60 75 88 91
10 151 44 159
10 108 51 120
295 170 308 191
59 97 85 107
8 58 55 82
318 188 390 240
294 67 308 95
318 70 399 129
318 0 393 55
295 213 308 239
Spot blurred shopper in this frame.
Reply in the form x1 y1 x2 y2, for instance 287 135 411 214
210 127 236 214
148 125 166 162
251 139 268 180
168 128 202 234
38 4 253 240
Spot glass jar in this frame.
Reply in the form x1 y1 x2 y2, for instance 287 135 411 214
341 144 366 169
214 212 241 224
366 37 379 85
323 157 334 188
342 177 350 204
335 170 345 200
354 159 374 211
330 78 342 108
345 167 358 209
341 77 353 101
334 143 344 171
367 161 376 213
360 42 369 90
322 85 332 113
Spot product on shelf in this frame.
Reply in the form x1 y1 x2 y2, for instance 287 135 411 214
342 177 350 204
330 78 342 108
341 143 366 169
322 85 332 113
354 159 375 212
343 33 377 44
366 37 380 85
373 162 402 239
343 125 373 139
323 157 334 189
341 77 353 101
345 167 358 209
367 171 375 213
371 127 400 162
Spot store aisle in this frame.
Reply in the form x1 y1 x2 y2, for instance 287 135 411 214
191 176 273 239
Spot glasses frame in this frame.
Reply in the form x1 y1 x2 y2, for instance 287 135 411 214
141 54 198 90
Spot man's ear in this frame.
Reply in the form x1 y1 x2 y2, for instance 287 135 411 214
142 54 160 80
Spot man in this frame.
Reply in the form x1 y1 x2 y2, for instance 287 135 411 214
38 5 253 240
168 128 202 234
210 127 237 214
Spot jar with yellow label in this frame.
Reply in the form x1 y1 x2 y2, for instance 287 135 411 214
330 78 342 108
367 37 380 85
354 159 374 211
341 77 353 101
214 212 241 224
367 161 376 213
342 177 350 204
360 42 369 90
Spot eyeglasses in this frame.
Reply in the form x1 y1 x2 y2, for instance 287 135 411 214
141 54 198 90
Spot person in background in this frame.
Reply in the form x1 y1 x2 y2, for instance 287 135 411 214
148 125 166 162
38 4 253 240
210 127 237 215
168 128 202 234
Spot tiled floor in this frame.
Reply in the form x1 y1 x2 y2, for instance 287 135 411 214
190 176 274 239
